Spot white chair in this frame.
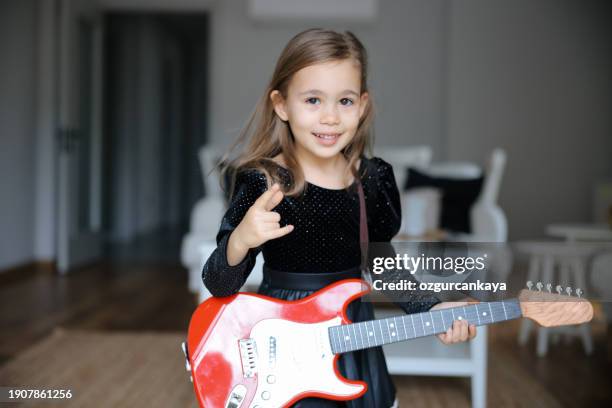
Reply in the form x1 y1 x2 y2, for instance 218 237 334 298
386 148 509 408
197 145 225 199
373 145 433 190
471 149 507 242
431 149 507 242
399 149 507 243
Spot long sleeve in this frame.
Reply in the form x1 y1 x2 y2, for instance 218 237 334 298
364 157 402 242
201 170 267 297
395 285 441 314
365 157 440 314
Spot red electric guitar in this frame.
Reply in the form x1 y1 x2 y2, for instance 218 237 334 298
183 280 593 408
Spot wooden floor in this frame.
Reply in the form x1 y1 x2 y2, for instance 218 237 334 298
1 255 611 407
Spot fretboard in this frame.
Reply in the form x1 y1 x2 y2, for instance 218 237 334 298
328 299 522 354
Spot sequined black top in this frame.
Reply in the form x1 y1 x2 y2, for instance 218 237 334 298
201 156 440 313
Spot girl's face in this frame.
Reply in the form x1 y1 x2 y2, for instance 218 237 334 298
270 59 369 162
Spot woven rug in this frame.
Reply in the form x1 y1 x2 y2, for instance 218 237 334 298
0 329 562 407
0 329 198 407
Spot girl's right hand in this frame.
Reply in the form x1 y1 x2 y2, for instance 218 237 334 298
233 183 294 250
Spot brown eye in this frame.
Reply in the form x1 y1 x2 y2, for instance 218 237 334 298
340 98 354 106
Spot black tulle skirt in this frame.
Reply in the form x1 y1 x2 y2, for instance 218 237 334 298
257 267 398 408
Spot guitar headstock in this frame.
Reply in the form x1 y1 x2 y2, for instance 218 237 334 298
519 281 593 327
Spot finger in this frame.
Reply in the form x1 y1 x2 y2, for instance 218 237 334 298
452 321 462 343
265 224 294 240
445 326 453 344
448 321 456 343
438 328 451 345
261 222 280 231
263 188 284 211
253 183 280 209
259 211 281 222
459 320 468 341
469 324 477 339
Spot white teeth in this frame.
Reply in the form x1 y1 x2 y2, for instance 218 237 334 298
315 133 339 140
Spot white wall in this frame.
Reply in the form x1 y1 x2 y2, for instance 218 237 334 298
33 0 58 260
0 0 37 270
446 0 612 238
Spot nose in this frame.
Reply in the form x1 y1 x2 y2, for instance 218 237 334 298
320 103 340 126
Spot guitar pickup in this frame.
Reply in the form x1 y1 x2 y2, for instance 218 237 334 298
225 384 247 408
238 339 258 378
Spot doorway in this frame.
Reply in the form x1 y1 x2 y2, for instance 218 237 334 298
102 13 210 263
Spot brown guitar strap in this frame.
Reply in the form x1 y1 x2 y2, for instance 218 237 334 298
357 181 370 279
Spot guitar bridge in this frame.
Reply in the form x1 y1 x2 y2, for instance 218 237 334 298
238 338 258 378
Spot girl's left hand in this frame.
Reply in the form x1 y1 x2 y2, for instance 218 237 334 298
430 301 477 345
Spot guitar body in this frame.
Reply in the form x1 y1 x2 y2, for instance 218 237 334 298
187 279 370 408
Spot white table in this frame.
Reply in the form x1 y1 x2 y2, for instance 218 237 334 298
515 240 612 356
544 224 612 323
546 223 612 242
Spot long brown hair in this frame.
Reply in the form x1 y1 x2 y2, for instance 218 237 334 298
217 28 375 200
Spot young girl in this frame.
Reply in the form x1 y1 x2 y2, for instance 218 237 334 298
202 28 476 408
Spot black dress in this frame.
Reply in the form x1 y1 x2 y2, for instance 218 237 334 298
202 156 440 408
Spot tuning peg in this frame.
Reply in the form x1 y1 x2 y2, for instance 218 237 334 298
536 282 543 292
565 287 572 296
526 281 533 290
546 283 552 293
576 288 583 298
555 285 563 295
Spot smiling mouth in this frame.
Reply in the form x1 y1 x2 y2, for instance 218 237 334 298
312 132 342 140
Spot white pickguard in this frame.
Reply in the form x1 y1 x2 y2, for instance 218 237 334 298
246 317 364 408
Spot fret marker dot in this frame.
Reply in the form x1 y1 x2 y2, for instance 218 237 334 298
369 332 373 336
390 323 394 328
345 336 349 341
458 316 463 320
482 312 487 316
426 322 430 326
391 332 396 336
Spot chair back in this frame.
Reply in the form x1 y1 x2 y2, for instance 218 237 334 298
198 145 225 198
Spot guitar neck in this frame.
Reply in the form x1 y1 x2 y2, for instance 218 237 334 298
328 299 522 354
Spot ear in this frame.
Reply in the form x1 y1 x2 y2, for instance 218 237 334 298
359 92 369 119
270 90 289 122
